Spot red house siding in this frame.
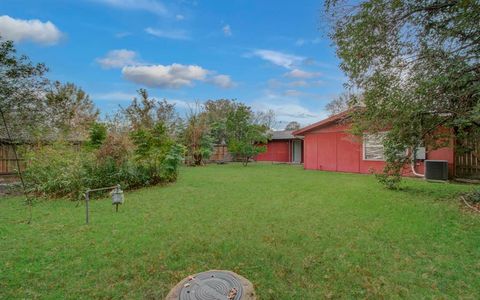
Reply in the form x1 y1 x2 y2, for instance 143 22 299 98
299 121 455 177
256 140 290 162
256 139 304 163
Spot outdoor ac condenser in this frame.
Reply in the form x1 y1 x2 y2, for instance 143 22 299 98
425 160 448 181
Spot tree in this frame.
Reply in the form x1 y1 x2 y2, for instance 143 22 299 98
183 103 214 166
121 89 182 138
325 0 480 187
121 89 157 130
130 122 172 163
253 109 277 129
0 37 49 139
45 81 99 138
325 92 356 116
203 99 238 144
285 121 301 131
156 99 183 138
226 104 268 166
85 122 107 149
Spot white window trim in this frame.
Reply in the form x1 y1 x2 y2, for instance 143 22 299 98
363 132 387 161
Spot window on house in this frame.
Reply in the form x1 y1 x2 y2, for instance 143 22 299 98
363 132 387 161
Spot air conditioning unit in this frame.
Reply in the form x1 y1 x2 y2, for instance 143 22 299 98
425 160 448 181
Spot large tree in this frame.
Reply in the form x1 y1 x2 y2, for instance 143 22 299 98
325 0 480 185
45 81 99 138
121 89 182 137
1 38 101 142
203 99 238 145
226 104 269 166
0 38 49 140
182 103 214 166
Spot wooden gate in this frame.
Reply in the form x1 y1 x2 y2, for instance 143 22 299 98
456 139 480 179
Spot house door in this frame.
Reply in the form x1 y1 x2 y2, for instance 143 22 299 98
292 140 302 163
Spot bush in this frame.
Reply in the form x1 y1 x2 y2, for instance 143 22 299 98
23 142 92 200
23 132 184 200
162 143 186 181
85 122 107 150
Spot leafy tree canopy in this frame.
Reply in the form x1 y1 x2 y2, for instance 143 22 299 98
45 81 99 137
182 103 214 166
325 0 480 186
226 103 269 166
121 89 182 136
85 122 107 150
325 92 358 116
203 99 238 144
0 37 49 139
285 121 301 131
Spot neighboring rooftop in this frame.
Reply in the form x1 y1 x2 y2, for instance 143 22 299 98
269 130 299 140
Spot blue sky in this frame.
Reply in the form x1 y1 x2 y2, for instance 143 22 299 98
1 0 346 128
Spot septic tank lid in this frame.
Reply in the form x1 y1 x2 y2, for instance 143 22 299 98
166 270 256 300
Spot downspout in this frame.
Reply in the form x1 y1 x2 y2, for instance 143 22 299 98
410 147 425 178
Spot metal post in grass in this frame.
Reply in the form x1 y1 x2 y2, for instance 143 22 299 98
84 184 124 224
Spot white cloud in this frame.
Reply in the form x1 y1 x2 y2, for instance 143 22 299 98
252 90 328 127
283 89 304 97
122 64 236 89
175 14 185 20
96 49 140 69
209 74 236 88
93 0 168 16
122 63 209 88
267 79 319 89
0 15 62 45
92 91 137 101
284 68 321 79
254 101 326 127
250 49 304 69
145 27 190 40
288 80 308 87
295 37 322 47
170 98 194 109
222 24 232 37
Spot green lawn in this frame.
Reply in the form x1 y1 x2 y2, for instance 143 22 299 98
1 163 480 299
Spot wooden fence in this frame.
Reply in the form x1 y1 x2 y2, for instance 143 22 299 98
208 144 231 162
0 143 25 175
456 139 480 179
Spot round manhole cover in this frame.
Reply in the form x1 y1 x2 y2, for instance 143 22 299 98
166 270 256 300
179 271 243 300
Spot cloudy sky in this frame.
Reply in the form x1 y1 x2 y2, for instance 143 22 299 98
1 0 346 128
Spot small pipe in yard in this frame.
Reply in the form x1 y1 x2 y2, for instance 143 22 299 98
84 185 121 225
85 191 90 224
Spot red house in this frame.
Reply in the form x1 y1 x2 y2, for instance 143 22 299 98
256 130 303 163
293 111 455 177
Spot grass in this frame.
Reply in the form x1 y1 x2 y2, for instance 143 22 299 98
1 163 480 299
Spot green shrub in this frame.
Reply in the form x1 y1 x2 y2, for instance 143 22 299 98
23 133 184 200
162 144 186 181
85 122 107 150
23 142 92 200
